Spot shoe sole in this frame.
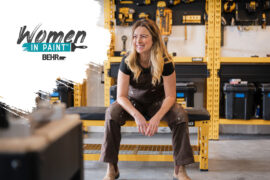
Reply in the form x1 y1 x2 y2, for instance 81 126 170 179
115 172 120 179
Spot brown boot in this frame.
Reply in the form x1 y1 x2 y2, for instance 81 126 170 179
103 163 120 180
173 165 191 180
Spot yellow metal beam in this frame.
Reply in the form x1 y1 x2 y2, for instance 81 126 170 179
81 79 87 106
83 145 201 163
84 154 200 162
109 56 207 63
211 0 222 140
104 0 111 30
199 120 209 170
104 60 115 106
221 57 270 63
206 0 215 139
74 83 82 107
84 143 200 152
83 120 166 127
220 119 270 125
82 119 206 128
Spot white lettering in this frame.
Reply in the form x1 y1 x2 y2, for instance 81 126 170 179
47 44 52 51
56 44 61 51
43 44 47 51
33 44 38 51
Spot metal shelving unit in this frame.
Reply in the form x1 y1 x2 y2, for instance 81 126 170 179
209 1 270 139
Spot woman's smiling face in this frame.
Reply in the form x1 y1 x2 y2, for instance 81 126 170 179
133 26 153 56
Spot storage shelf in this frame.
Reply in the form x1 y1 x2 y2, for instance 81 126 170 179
220 119 270 125
174 57 206 63
109 61 208 78
221 57 270 63
219 63 270 82
110 56 206 63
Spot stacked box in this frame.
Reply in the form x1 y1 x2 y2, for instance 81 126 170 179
260 83 270 120
223 83 256 119
176 82 197 107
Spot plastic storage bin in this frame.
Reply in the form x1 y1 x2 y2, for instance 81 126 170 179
110 85 117 104
260 83 270 120
56 80 74 107
176 82 197 107
223 83 256 119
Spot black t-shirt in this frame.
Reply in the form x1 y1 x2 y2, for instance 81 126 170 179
119 56 174 77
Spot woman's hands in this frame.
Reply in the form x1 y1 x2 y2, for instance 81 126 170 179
145 116 160 136
134 112 148 135
134 113 160 136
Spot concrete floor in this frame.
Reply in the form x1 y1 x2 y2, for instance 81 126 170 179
83 133 270 180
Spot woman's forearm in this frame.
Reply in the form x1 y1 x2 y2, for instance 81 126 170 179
116 96 142 119
153 96 176 121
117 96 175 121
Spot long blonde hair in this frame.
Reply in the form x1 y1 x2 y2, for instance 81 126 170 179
125 19 172 85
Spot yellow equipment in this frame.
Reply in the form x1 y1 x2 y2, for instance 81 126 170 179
119 0 133 4
182 15 201 24
145 0 151 5
156 1 172 35
135 0 151 6
263 1 270 10
182 0 195 3
118 7 135 26
169 0 181 5
262 13 266 29
50 96 60 104
224 0 235 13
136 0 151 5
177 98 186 108
138 12 149 19
246 1 258 13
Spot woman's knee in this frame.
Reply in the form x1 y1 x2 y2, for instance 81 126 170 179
164 103 189 125
177 105 188 122
105 102 128 125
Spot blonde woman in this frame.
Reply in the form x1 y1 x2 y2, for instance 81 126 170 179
100 19 194 180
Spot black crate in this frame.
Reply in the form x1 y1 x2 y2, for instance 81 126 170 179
176 82 197 107
56 80 74 108
260 83 270 120
223 83 256 119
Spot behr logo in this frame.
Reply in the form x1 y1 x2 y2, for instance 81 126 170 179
42 54 66 60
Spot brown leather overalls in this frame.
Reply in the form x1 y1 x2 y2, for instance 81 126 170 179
100 67 194 166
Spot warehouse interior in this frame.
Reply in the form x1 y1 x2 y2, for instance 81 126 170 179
1 0 270 180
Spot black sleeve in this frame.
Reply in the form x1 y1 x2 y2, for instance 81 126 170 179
119 56 131 75
162 60 174 76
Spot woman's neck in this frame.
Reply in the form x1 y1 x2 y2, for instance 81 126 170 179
139 53 151 68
